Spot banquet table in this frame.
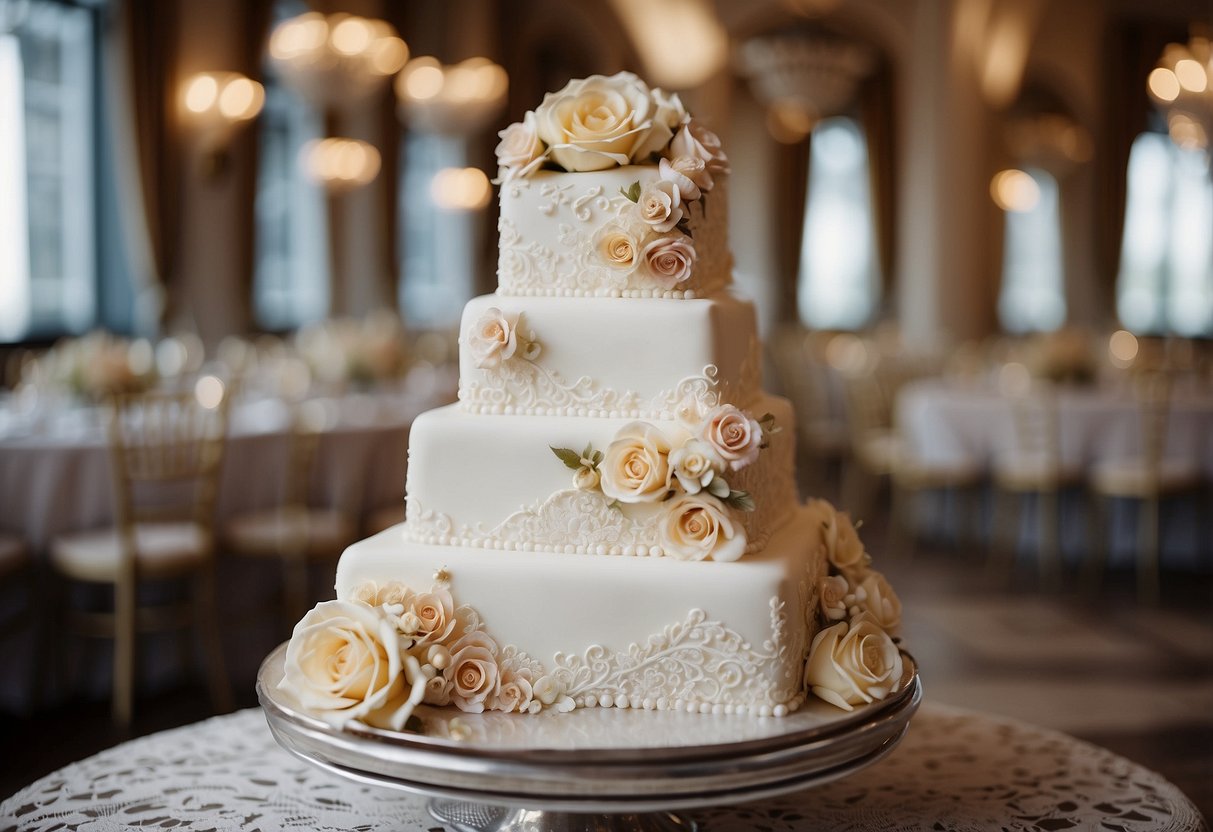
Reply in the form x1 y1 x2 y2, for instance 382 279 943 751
0 383 451 555
1 702 1206 831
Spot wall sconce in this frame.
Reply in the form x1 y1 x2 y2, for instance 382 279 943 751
300 137 381 192
395 57 508 134
181 71 264 178
430 167 491 211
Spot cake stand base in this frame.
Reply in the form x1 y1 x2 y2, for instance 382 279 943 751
428 800 693 832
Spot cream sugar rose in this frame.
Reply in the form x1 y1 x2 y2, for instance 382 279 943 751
277 71 907 731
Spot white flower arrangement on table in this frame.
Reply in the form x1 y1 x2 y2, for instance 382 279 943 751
280 573 577 733
550 402 778 563
801 499 907 712
44 331 156 400
294 311 409 388
495 71 730 291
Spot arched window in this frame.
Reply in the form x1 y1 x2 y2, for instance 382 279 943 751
997 168 1065 333
796 116 880 330
1116 131 1213 336
252 3 330 331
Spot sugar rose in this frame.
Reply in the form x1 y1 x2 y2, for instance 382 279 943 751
573 466 601 491
445 631 501 713
495 111 546 179
593 223 641 272
280 600 405 728
660 493 747 562
494 668 536 714
468 307 520 369
670 121 730 178
805 613 903 711
818 575 850 622
702 404 763 471
829 510 871 578
637 179 683 233
408 587 457 646
534 72 665 172
641 234 697 289
857 571 902 635
669 438 724 495
658 156 702 201
600 422 673 503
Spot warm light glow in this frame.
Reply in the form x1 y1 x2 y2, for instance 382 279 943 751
194 375 226 410
1147 67 1180 102
156 337 188 377
403 60 444 100
767 99 815 143
1174 58 1208 93
184 74 218 113
1168 113 1208 150
990 169 1041 213
824 333 869 374
301 138 382 190
330 16 372 56
609 0 727 89
127 339 154 376
1108 330 1139 367
217 77 263 120
430 167 492 211
368 36 408 75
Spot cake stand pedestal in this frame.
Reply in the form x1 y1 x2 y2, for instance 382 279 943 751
257 644 921 832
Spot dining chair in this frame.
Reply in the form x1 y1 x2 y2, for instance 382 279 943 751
223 402 358 630
989 385 1084 590
768 328 849 492
48 389 232 726
1083 372 1202 604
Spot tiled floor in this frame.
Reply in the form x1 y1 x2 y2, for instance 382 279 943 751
1 508 1210 825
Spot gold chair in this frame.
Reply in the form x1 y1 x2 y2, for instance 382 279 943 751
989 386 1084 590
49 390 232 726
223 402 358 629
1084 373 1203 604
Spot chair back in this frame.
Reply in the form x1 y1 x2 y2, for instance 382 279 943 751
1134 371 1172 488
106 389 230 559
1009 383 1062 471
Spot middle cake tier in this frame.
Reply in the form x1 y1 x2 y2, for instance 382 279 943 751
404 396 799 559
458 292 762 420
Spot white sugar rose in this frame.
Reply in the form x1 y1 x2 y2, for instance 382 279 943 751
857 571 902 635
658 156 702 201
653 87 689 130
670 121 730 178
819 575 851 622
408 587 457 646
600 422 673 503
828 509 871 578
445 631 501 714
641 234 697 289
593 222 641 272
703 404 763 471
637 179 684 232
493 668 535 714
669 438 725 495
468 308 519 369
495 111 546 180
660 493 746 562
805 613 904 711
532 675 576 712
280 600 406 728
534 72 660 172
573 466 601 491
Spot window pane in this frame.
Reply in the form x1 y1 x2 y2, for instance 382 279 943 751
797 117 880 331
997 168 1065 333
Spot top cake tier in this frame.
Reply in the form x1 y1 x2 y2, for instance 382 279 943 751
493 72 731 299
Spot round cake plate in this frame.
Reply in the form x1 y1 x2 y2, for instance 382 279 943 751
258 643 921 832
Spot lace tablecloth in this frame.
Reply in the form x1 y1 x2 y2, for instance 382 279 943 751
2 702 1206 832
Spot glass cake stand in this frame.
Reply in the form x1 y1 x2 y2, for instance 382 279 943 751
257 643 921 832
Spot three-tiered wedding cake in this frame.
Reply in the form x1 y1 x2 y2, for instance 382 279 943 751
279 72 905 731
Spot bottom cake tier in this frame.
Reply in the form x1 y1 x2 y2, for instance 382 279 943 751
334 505 828 716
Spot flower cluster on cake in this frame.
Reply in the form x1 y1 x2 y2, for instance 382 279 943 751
276 71 908 733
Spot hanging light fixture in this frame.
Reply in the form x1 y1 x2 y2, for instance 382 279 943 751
268 12 407 110
1147 32 1213 151
395 56 508 135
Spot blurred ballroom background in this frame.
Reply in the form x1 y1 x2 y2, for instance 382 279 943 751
0 0 1211 816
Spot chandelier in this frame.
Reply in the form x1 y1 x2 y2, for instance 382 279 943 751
1147 33 1213 151
395 56 508 135
268 12 408 110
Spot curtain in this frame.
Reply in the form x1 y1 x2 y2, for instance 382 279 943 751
110 0 179 330
774 133 811 326
859 55 896 318
1096 19 1187 308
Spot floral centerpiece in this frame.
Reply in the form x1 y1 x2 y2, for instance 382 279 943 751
294 310 409 389
41 331 156 401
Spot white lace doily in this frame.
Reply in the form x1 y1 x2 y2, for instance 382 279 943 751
2 703 1205 832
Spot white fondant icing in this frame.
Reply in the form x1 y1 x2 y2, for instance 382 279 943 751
457 293 761 419
497 167 731 298
403 396 798 556
335 505 827 710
